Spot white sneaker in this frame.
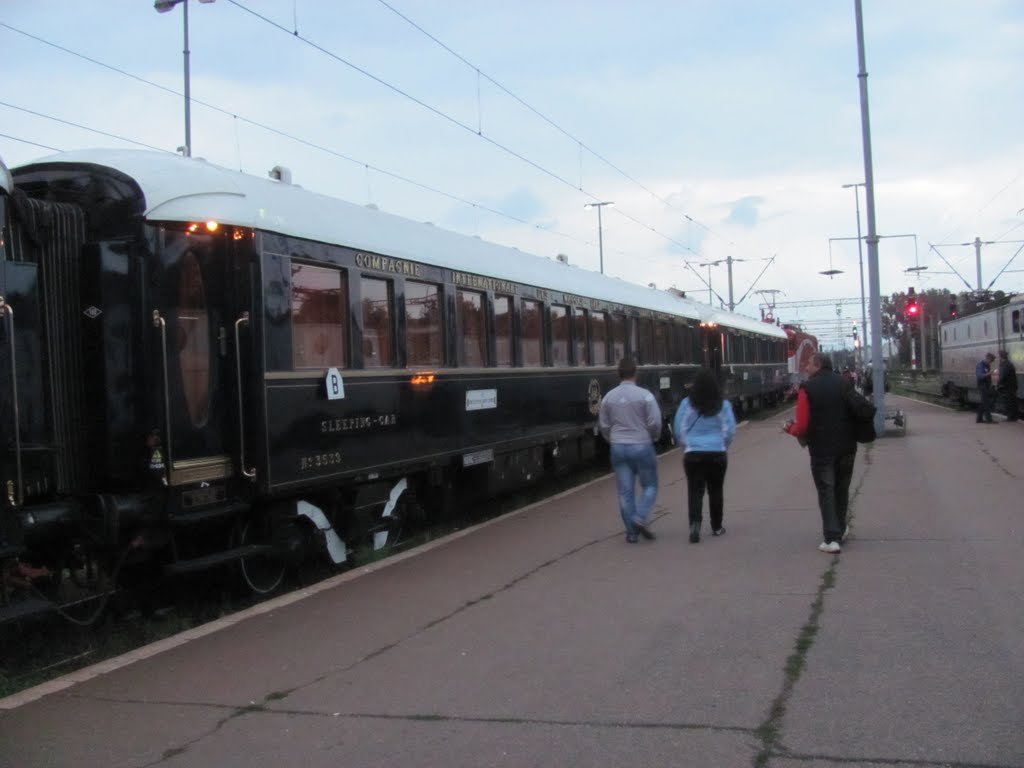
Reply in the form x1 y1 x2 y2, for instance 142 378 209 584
818 541 841 554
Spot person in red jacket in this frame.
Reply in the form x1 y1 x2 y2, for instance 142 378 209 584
783 353 858 554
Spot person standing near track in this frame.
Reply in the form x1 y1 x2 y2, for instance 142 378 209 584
599 357 662 543
783 352 857 554
996 350 1018 422
672 368 736 543
976 352 996 424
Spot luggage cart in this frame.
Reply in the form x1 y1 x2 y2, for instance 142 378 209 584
883 405 906 435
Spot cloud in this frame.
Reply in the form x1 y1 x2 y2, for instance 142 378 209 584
723 196 764 230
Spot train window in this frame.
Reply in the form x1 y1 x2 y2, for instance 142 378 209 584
291 263 348 369
494 295 513 367
637 319 654 364
361 277 395 367
1013 310 1021 333
573 307 590 365
521 299 543 366
551 305 570 367
179 250 210 427
655 322 668 363
630 318 640 362
611 314 626 363
591 311 608 365
984 320 989 336
406 280 443 367
458 289 486 366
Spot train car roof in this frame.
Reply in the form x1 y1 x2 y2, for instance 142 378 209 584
707 309 788 339
0 156 11 195
14 149 782 339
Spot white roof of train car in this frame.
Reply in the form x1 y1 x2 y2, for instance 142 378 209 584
17 149 785 339
706 308 785 336
0 156 12 195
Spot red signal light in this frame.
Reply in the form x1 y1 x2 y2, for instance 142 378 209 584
906 302 920 317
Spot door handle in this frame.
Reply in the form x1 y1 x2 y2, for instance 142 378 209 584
0 296 23 506
235 312 256 479
152 310 172 486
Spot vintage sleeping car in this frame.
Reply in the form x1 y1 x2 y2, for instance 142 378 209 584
0 149 788 618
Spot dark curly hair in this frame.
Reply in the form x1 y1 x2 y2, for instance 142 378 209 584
689 368 723 416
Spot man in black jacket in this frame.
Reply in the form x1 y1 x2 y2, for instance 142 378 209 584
783 353 857 553
996 350 1018 422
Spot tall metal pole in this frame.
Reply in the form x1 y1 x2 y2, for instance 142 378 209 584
726 256 736 311
182 0 191 157
920 303 927 370
850 184 867 365
854 0 885 434
974 236 983 290
584 201 613 275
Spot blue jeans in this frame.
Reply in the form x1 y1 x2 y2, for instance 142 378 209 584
610 442 659 540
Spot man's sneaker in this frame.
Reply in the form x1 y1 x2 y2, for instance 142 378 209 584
818 541 841 554
712 527 726 537
689 523 701 544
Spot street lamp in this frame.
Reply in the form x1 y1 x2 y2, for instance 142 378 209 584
584 201 614 274
842 182 868 368
154 0 216 158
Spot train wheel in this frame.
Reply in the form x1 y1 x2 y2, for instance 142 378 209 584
234 515 286 596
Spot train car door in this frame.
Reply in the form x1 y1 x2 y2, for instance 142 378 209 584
151 225 249 489
704 325 723 375
0 261 46 508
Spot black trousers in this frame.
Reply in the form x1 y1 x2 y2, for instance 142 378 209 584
999 387 1019 420
683 451 728 530
810 452 856 543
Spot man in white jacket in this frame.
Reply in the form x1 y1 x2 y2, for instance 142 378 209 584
598 357 662 543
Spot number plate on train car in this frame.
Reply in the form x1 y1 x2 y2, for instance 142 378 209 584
463 448 494 467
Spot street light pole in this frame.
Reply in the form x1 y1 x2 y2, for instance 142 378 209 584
584 201 614 274
842 182 868 369
854 0 885 435
155 0 215 158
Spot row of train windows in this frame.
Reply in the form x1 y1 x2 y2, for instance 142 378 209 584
945 310 1022 343
290 263 777 370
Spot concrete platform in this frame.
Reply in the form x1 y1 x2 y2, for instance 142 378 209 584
1 396 1021 768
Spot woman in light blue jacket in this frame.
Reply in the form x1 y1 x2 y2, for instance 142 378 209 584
672 369 737 543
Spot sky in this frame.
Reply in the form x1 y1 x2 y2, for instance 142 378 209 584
3 0 1023 348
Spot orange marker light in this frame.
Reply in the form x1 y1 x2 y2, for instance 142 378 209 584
410 373 436 386
205 220 219 232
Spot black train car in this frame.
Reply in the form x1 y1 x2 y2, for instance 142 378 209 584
0 149 788 618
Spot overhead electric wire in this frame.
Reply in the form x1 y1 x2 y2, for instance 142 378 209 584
0 102 168 153
372 0 734 250
0 22 590 251
0 132 60 153
223 1 703 258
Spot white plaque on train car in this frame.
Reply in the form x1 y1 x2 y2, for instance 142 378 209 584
660 376 670 390
465 388 497 411
463 448 494 467
325 368 345 400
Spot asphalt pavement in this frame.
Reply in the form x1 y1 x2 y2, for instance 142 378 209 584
1 395 1021 768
